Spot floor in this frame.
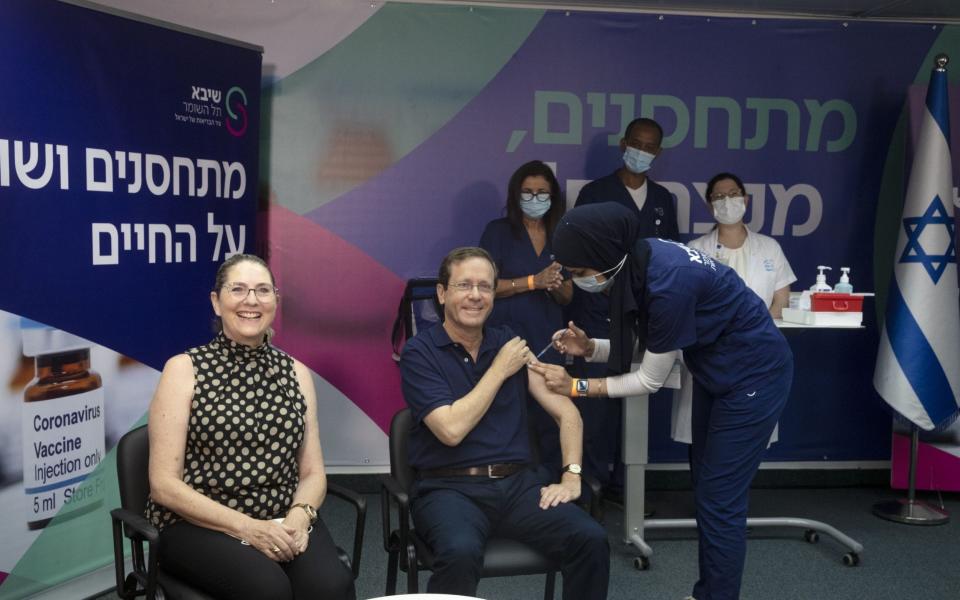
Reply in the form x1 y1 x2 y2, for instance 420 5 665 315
93 484 960 600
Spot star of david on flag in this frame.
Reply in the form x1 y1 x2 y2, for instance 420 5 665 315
900 194 956 284
874 56 960 431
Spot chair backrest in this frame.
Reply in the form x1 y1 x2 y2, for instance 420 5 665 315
391 278 442 361
116 425 151 513
388 408 416 492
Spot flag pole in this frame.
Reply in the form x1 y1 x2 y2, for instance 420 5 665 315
872 52 955 526
873 424 950 525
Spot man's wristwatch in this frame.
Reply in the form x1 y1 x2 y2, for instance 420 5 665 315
561 463 583 476
290 502 317 524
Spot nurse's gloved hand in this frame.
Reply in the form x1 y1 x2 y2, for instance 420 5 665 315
527 362 573 396
551 321 592 357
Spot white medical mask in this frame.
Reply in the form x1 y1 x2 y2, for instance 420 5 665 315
622 147 656 174
572 254 628 293
520 193 551 219
713 196 746 225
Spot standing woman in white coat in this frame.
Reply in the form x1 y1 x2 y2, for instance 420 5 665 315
688 172 796 319
674 172 797 444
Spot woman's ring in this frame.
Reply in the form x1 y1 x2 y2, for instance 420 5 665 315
271 546 280 553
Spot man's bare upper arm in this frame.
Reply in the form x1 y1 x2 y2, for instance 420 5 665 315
527 366 576 423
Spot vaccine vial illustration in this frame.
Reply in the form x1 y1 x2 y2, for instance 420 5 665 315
21 320 105 529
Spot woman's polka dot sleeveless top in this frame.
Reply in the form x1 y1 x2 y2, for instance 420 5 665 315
146 333 306 531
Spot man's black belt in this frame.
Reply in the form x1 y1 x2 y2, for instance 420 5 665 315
419 463 526 479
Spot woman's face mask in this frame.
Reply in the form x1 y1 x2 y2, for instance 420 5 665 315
572 254 628 293
713 196 746 225
520 192 551 219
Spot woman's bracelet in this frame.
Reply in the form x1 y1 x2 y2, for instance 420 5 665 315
527 275 535 290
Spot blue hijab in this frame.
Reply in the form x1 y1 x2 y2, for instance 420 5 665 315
552 203 652 375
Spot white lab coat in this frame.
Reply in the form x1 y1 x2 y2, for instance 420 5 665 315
670 228 796 444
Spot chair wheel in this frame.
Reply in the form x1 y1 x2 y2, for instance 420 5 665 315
633 556 650 570
842 552 860 567
803 530 820 544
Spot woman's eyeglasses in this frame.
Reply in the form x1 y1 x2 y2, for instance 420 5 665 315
710 190 744 201
521 192 551 202
222 283 278 301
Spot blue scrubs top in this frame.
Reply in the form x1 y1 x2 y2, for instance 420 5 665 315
644 239 791 396
480 218 565 364
399 323 532 471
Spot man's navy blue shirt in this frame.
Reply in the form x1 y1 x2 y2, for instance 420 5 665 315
400 323 531 470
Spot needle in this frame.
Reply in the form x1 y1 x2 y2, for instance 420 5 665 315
534 340 554 359
535 330 567 359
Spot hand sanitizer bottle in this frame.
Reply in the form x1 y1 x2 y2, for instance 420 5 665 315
810 266 833 292
834 267 853 293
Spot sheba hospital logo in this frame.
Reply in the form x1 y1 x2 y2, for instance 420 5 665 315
175 84 248 137
225 86 248 137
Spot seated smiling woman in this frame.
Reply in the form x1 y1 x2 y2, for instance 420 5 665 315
145 254 354 600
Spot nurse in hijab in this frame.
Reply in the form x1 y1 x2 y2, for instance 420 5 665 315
528 202 793 600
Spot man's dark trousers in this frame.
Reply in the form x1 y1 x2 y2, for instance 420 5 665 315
411 465 610 599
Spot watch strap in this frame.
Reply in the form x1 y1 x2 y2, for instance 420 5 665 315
290 502 317 524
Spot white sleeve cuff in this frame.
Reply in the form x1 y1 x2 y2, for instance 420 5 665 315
586 338 610 363
605 349 679 397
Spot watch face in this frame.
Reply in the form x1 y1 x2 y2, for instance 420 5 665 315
565 463 582 475
576 379 589 394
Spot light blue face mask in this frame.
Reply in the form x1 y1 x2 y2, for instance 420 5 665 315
572 254 628 293
520 193 551 219
622 146 656 174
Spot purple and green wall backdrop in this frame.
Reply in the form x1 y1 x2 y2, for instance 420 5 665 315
263 3 960 466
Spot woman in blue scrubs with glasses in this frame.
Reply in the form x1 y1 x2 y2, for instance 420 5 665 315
479 160 574 470
530 202 793 600
479 160 571 347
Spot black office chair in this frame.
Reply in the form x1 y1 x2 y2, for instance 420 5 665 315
110 425 366 600
380 408 602 599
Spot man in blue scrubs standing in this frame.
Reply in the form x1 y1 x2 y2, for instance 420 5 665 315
399 246 610 599
571 117 680 493
532 204 792 600
576 117 679 234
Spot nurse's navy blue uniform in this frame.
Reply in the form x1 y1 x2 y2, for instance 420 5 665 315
479 218 565 366
644 238 793 600
479 218 573 472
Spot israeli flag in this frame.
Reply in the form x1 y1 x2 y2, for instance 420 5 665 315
874 56 960 431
